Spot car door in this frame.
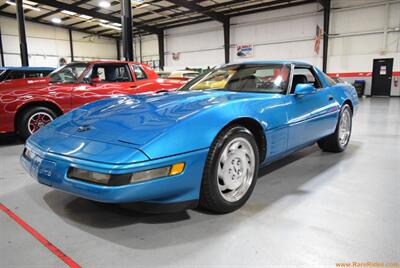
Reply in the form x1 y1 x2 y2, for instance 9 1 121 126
285 65 339 150
72 63 137 108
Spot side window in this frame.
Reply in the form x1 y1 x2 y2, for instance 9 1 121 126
90 64 132 82
291 67 322 93
132 65 147 80
25 71 44 78
6 71 25 80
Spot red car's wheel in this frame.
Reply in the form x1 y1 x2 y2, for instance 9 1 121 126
18 106 57 140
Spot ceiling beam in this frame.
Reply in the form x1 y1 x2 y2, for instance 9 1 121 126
151 0 317 30
166 0 227 23
0 10 117 39
33 0 90 21
32 0 161 34
225 0 318 17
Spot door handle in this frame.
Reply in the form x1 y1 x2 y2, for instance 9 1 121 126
130 85 137 89
328 95 334 101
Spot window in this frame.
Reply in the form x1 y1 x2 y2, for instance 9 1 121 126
87 64 132 83
132 65 147 80
0 70 6 82
25 71 47 78
50 63 88 83
180 64 290 94
291 67 322 93
6 71 25 80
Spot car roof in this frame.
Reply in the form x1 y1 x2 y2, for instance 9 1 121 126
224 60 312 67
72 60 145 65
0 67 55 71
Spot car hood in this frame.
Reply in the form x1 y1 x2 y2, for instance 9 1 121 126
49 91 243 145
42 90 274 157
30 90 283 161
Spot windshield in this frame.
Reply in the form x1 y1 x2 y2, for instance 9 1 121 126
49 63 88 83
179 64 290 93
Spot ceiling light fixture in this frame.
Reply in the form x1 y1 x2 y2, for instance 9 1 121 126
98 1 111 8
6 1 40 11
61 10 77 16
79 14 93 20
99 23 121 31
51 17 62 24
24 0 38 5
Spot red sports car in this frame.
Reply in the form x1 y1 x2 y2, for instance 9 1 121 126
0 61 186 139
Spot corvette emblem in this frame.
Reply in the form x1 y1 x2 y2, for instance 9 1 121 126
77 125 91 132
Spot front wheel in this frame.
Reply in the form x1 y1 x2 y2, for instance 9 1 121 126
17 106 57 140
200 126 259 213
318 104 352 152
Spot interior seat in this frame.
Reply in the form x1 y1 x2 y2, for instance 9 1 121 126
291 74 308 93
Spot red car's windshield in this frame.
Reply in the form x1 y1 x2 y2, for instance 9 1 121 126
49 63 88 83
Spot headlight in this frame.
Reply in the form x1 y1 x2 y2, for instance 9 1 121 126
68 162 185 186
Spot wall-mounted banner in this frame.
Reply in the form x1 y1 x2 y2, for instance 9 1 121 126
236 44 253 58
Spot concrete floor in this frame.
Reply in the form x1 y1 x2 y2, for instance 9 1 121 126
0 98 399 268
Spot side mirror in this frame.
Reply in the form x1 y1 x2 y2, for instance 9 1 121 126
294 83 316 95
91 77 101 85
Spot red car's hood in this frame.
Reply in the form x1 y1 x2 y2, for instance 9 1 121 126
0 77 50 90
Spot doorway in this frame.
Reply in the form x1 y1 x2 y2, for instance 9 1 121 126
371 58 393 96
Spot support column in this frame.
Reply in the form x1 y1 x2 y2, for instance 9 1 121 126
223 19 230 64
121 0 133 61
322 0 331 73
139 35 143 62
0 26 4 66
158 32 165 70
116 39 121 60
16 0 29 66
68 29 74 62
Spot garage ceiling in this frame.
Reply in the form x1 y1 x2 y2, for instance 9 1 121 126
0 0 319 39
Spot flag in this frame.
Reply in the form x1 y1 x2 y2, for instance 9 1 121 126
314 25 323 55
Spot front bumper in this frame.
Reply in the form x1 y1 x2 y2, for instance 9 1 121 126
21 143 209 204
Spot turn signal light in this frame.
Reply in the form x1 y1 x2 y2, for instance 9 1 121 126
169 162 185 176
68 162 185 186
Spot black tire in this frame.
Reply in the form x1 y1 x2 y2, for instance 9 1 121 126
318 104 352 153
199 125 259 214
17 106 57 140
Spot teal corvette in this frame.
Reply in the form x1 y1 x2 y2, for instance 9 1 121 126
21 61 358 213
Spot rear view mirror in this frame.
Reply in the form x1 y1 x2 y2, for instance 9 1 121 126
294 83 316 95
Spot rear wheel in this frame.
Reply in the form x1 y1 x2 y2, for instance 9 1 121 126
200 126 259 213
318 104 352 152
17 106 57 140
